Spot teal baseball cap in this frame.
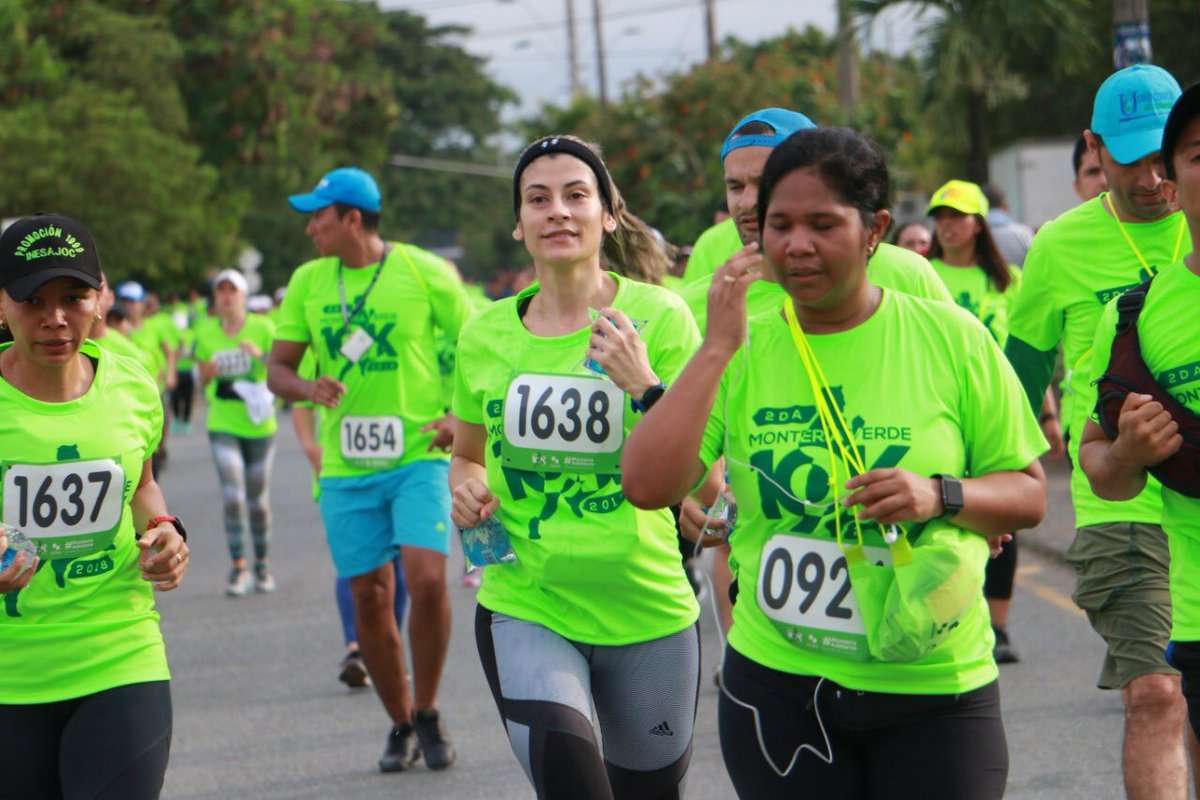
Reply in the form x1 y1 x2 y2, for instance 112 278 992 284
288 167 382 213
1091 64 1182 165
720 108 817 161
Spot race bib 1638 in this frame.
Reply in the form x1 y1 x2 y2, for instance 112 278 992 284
501 373 625 473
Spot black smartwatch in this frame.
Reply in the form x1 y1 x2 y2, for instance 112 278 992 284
933 474 964 519
631 383 667 413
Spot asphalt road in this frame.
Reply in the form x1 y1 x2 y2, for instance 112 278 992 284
154 411 1129 800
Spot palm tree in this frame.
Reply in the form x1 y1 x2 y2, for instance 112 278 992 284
854 0 1095 182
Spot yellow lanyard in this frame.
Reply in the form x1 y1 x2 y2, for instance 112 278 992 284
782 300 913 563
1104 192 1187 274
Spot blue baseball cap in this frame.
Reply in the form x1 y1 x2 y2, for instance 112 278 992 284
288 167 381 213
1091 65 1182 165
116 280 145 302
720 108 818 161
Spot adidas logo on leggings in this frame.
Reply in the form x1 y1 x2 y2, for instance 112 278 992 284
649 721 674 736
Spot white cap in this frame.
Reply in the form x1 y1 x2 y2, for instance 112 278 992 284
213 269 248 294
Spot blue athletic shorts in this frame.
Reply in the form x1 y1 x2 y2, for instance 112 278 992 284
319 459 452 578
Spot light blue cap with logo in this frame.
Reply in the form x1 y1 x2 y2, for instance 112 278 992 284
288 167 382 213
720 108 818 161
1091 64 1183 165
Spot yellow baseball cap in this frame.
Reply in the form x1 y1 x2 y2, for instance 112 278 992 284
926 180 989 216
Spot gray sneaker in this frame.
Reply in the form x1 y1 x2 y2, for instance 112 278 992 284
378 724 420 773
413 708 456 770
226 567 251 597
253 563 276 593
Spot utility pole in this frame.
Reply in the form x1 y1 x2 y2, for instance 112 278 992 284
566 0 583 99
1112 0 1152 68
703 0 717 62
592 0 608 106
836 0 859 115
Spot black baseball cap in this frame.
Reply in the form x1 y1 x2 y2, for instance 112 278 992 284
1163 83 1200 179
0 214 102 301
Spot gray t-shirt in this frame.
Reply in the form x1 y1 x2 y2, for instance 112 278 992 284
988 209 1034 267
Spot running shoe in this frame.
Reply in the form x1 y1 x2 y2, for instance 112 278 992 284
378 723 420 773
253 563 276 593
413 708 456 770
992 624 1020 664
339 650 370 689
226 567 251 597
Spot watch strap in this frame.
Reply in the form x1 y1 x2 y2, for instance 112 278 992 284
147 514 187 542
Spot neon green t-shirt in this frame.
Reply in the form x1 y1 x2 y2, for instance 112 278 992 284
276 242 471 478
683 217 743 284
1087 261 1200 638
92 329 150 369
680 242 953 334
194 314 278 439
930 259 1022 345
128 320 167 386
1007 194 1190 528
453 274 701 645
699 291 1047 693
0 341 169 703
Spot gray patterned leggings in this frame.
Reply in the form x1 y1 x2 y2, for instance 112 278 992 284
208 432 276 562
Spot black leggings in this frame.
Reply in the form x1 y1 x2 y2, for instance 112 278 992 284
170 370 195 423
718 647 1007 799
0 681 172 800
984 532 1017 600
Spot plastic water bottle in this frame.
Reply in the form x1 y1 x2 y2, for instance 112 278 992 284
0 526 37 574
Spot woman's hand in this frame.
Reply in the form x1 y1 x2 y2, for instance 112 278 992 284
239 340 264 359
588 308 659 398
703 243 761 359
197 360 219 383
678 495 729 549
138 524 190 592
843 468 943 525
0 531 37 594
452 479 499 529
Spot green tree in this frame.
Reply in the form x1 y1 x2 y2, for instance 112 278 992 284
520 26 933 247
855 0 1097 182
0 1 240 286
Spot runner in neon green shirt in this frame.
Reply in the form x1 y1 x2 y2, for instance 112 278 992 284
1004 64 1189 797
674 108 955 653
451 135 701 798
1079 82 1200 747
196 269 279 596
0 213 189 798
623 128 1047 798
926 177 1051 665
268 166 466 772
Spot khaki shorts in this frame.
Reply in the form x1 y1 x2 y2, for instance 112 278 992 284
1066 522 1176 690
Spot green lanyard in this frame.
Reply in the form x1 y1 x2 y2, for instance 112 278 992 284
1104 192 1186 274
783 299 912 565
337 244 391 328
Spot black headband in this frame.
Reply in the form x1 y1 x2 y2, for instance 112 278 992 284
513 136 614 216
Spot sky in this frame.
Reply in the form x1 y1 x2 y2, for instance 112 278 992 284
379 0 926 117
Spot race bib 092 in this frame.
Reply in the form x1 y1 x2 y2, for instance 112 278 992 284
757 534 891 662
501 373 625 473
2 458 126 559
339 416 404 465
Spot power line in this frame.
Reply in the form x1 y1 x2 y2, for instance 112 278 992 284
469 0 728 41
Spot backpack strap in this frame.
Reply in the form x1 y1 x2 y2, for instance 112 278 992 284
1115 277 1154 332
